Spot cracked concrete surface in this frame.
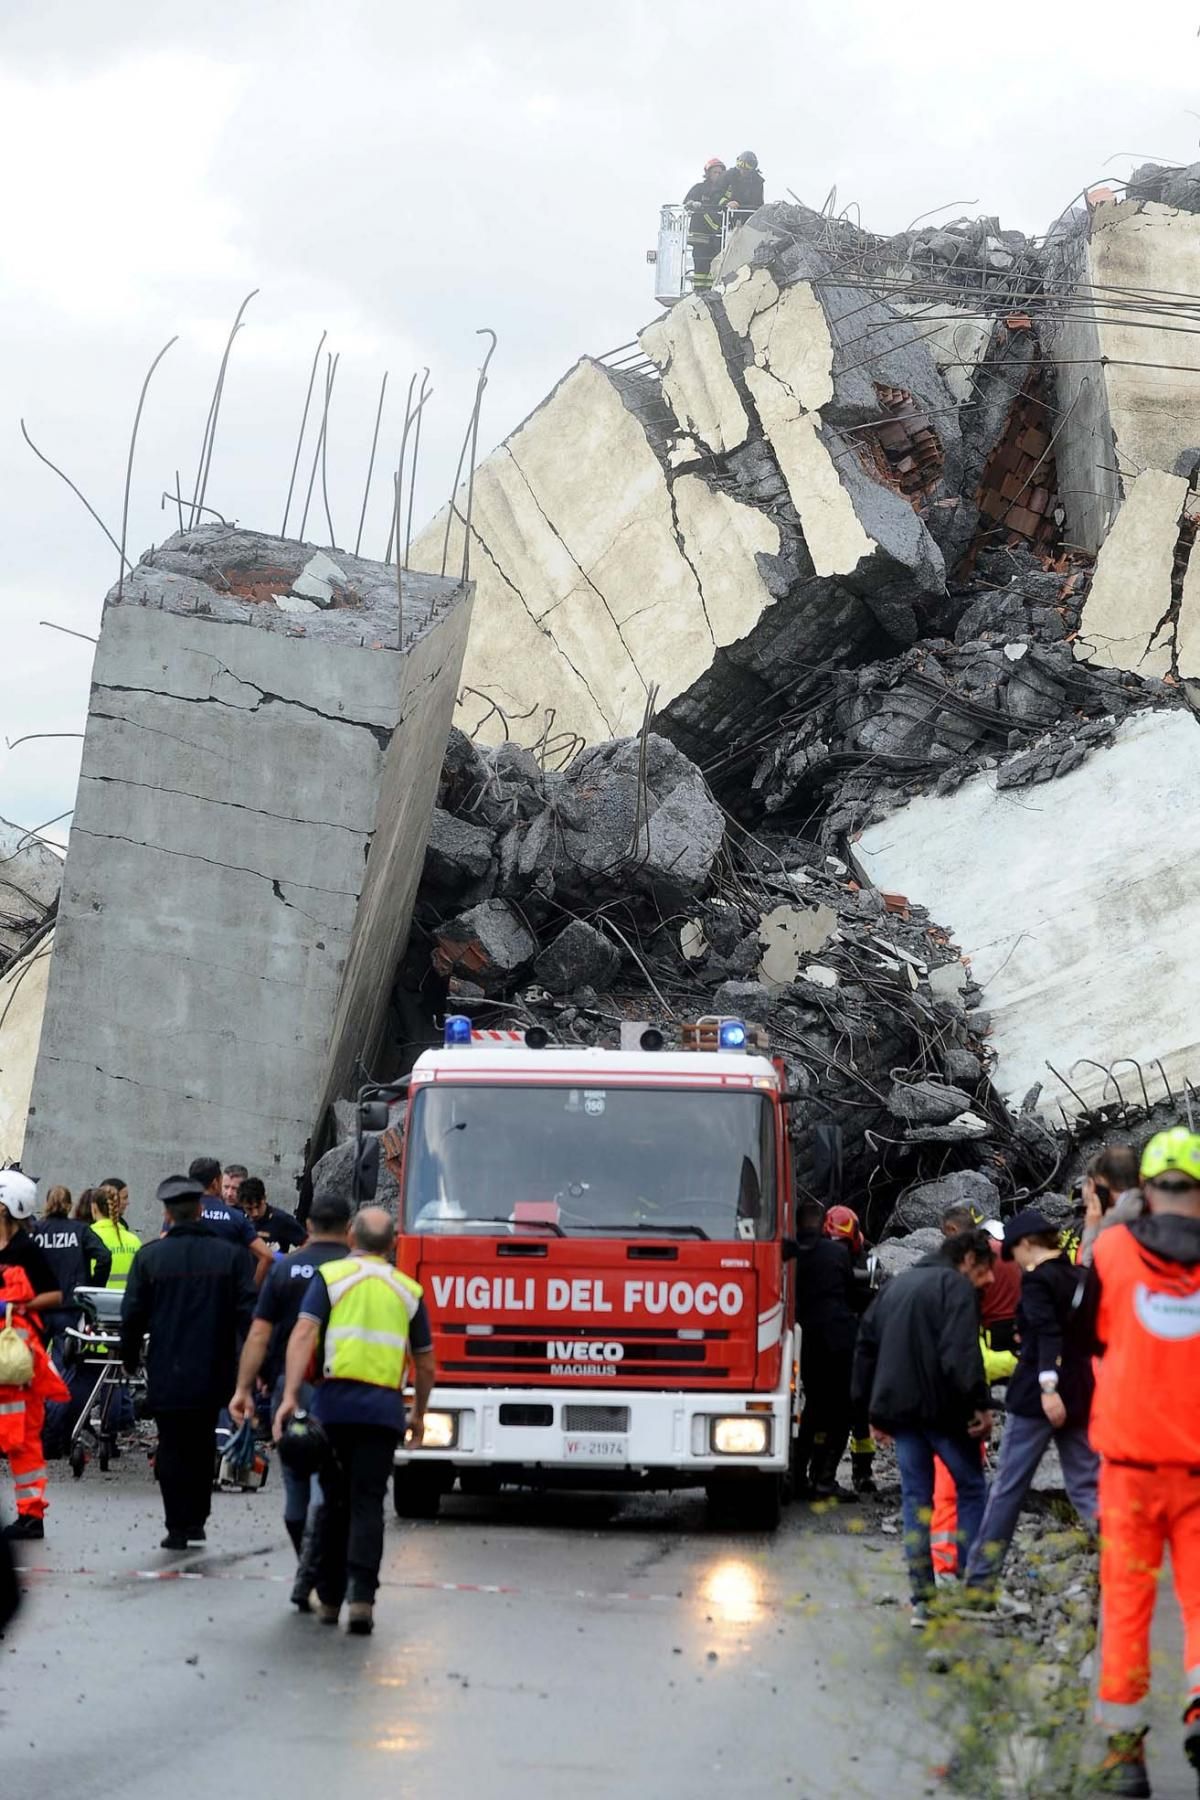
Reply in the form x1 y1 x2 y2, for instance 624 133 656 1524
23 529 472 1226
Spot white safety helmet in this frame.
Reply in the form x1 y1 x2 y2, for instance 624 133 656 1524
0 1169 38 1220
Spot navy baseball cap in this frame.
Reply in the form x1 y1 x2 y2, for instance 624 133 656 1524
1001 1207 1056 1259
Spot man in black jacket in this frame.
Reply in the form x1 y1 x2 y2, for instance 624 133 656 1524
792 1199 861 1498
121 1175 256 1550
723 152 764 223
853 1227 995 1620
962 1208 1098 1595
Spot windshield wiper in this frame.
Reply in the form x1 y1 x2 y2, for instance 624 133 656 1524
564 1221 712 1241
470 1215 566 1237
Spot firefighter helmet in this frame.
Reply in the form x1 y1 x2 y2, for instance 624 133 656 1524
736 151 759 169
824 1204 864 1254
1141 1127 1200 1185
703 157 726 174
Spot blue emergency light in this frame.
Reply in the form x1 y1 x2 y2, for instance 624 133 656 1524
718 1018 748 1050
443 1015 473 1047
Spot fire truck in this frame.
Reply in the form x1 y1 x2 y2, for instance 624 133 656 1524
383 1013 800 1530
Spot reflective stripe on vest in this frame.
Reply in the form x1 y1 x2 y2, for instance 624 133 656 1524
318 1257 423 1389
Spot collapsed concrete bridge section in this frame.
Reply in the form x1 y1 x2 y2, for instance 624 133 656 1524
18 529 471 1222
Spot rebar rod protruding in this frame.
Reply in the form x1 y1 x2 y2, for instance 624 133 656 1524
404 368 431 569
384 373 417 564
192 289 258 525
460 329 497 589
354 369 389 557
299 352 338 542
282 330 327 538
120 335 179 600
20 420 130 568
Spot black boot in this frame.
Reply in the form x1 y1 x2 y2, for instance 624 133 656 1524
1184 1701 1200 1793
290 1508 324 1612
285 1518 305 1558
1093 1729 1151 1797
851 1451 877 1495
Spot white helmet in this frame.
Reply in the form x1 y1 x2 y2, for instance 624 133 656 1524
0 1170 38 1220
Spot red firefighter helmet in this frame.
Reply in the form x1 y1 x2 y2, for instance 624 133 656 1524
703 157 726 174
823 1205 864 1255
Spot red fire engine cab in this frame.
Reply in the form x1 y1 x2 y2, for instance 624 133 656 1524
390 1014 799 1530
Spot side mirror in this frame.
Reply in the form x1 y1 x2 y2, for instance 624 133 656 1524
358 1099 391 1134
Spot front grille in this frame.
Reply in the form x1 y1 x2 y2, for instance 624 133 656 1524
563 1406 630 1433
498 1403 554 1427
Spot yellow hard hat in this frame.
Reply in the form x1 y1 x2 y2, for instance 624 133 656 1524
1140 1127 1200 1183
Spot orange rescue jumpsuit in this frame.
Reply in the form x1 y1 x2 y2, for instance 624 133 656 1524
1091 1222 1200 1730
0 1268 69 1521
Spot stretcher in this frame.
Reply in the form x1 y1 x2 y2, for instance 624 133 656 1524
62 1286 150 1478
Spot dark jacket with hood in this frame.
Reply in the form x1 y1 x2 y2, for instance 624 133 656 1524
723 163 764 213
851 1250 990 1434
120 1221 256 1412
1004 1253 1093 1425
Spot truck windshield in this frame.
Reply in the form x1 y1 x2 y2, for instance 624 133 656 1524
402 1084 777 1242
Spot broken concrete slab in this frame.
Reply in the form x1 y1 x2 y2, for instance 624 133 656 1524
534 920 621 994
557 734 725 908
0 928 54 1166
639 297 750 455
422 808 496 893
888 1078 976 1126
1073 468 1185 677
854 707 1200 1122
432 900 537 993
22 527 471 1226
0 819 62 959
875 1226 944 1273
890 1169 1002 1234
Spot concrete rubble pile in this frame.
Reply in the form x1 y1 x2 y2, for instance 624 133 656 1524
0 823 62 1165
388 723 1065 1224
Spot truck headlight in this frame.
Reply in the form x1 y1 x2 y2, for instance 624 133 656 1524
711 1416 770 1456
419 1410 458 1450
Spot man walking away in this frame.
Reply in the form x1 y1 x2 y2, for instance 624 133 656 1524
962 1209 1097 1600
188 1157 272 1284
683 158 727 292
121 1175 256 1550
228 1189 352 1608
1085 1128 1200 1798
852 1227 995 1628
723 151 764 224
275 1207 434 1636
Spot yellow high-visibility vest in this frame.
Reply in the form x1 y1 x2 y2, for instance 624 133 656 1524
90 1218 142 1289
318 1256 423 1388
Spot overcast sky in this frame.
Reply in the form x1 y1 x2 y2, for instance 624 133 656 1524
2 0 1197 841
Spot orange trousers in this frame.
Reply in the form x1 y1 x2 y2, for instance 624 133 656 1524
931 1456 960 1574
9 1395 48 1520
1097 1459 1200 1730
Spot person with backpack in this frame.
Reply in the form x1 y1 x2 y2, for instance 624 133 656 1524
961 1208 1098 1598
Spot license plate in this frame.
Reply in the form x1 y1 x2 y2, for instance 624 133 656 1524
563 1435 628 1460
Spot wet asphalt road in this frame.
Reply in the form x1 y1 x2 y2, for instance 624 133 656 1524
5 1456 1197 1799
2 1455 932 1800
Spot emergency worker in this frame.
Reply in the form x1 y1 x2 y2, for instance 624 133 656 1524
722 150 764 220
1077 1142 1142 1268
121 1175 256 1550
90 1185 142 1289
962 1209 1098 1597
683 158 728 291
1085 1128 1200 1797
0 1174 70 1540
275 1207 435 1636
188 1157 272 1283
792 1199 860 1499
824 1204 878 1493
229 1188 352 1610
32 1187 112 1362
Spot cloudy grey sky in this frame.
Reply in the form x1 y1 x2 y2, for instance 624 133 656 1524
2 0 1196 839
